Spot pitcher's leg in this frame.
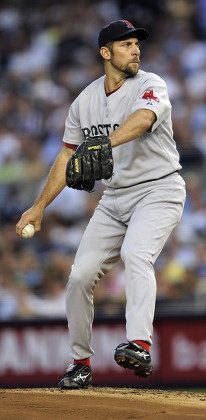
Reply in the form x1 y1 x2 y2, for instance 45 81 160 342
66 206 126 360
121 187 185 345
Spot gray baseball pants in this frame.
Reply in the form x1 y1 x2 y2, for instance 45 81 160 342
66 172 186 360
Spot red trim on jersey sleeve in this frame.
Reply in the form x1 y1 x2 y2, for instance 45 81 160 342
64 142 78 150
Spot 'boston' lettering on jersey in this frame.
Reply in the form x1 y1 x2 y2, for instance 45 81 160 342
82 123 119 139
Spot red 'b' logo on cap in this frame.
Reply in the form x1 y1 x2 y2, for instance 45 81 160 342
123 20 134 29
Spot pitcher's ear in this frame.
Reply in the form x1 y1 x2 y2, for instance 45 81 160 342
100 46 111 60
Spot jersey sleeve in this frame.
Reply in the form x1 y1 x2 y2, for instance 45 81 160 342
132 74 172 132
62 96 84 146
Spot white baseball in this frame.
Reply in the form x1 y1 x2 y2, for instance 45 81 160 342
21 223 35 239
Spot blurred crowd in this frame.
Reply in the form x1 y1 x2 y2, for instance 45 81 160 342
0 0 206 320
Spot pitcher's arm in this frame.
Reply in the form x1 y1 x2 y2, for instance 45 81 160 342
16 146 74 236
109 109 156 147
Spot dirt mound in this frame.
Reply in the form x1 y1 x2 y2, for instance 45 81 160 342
0 387 206 419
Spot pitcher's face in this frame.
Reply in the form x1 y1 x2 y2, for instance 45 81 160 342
110 37 140 76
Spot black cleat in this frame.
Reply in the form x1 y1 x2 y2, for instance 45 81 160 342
114 342 153 378
58 363 92 389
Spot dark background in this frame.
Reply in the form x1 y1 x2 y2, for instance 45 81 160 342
0 0 206 321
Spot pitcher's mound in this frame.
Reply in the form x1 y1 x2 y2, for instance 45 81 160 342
0 387 206 419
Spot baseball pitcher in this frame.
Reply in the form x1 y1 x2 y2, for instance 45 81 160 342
16 20 186 389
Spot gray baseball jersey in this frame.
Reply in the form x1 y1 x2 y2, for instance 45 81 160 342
63 69 186 360
63 69 182 187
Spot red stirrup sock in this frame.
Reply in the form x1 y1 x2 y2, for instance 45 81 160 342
133 340 150 352
74 358 91 367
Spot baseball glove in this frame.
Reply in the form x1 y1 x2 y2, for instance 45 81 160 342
66 135 113 192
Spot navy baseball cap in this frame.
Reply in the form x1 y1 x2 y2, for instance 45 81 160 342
98 20 149 48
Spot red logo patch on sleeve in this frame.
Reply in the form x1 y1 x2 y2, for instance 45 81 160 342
142 89 160 102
